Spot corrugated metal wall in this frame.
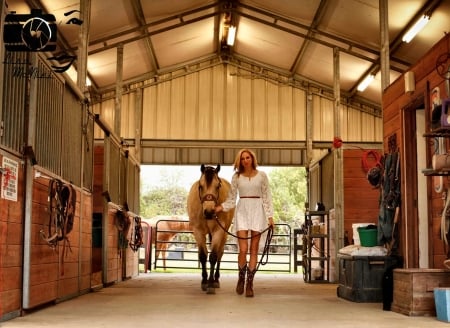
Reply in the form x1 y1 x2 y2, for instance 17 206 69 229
92 64 382 165
102 135 140 213
1 52 93 188
1 52 27 154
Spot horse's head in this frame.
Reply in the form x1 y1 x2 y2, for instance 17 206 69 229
198 164 222 220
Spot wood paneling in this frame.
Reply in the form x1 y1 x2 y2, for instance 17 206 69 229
0 154 23 319
343 149 382 244
382 34 450 268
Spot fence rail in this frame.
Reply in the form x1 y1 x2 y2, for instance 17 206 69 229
140 219 294 273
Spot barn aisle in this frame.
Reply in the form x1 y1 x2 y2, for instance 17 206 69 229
1 272 446 328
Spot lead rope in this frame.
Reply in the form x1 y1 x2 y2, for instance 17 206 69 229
214 215 273 271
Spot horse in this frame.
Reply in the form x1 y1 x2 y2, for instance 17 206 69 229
142 215 191 269
187 164 234 294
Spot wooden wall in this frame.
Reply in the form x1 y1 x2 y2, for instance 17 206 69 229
93 145 139 286
343 149 382 244
0 153 23 320
27 173 93 309
0 151 95 320
382 34 450 268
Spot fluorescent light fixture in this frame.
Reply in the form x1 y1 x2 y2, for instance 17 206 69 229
357 74 375 92
402 15 430 43
227 26 236 46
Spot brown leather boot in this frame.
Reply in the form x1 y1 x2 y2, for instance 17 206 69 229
236 264 247 295
246 268 256 297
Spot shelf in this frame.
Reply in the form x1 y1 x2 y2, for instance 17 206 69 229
309 233 328 238
423 128 450 137
309 256 329 261
305 211 330 283
422 168 450 176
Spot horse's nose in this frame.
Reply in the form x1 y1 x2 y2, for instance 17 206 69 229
203 209 214 220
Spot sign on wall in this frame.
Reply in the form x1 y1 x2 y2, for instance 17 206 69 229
1 157 18 201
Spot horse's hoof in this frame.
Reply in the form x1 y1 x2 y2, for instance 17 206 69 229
206 287 216 294
201 283 207 292
213 281 220 288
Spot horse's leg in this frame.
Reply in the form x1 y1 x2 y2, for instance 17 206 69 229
207 250 218 294
212 230 227 289
199 248 208 291
193 231 209 291
214 260 221 288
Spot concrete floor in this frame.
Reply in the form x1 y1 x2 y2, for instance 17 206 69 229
1 272 448 328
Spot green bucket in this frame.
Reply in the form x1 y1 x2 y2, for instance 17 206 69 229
357 226 378 247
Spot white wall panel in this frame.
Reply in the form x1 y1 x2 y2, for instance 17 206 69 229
267 82 279 140
225 66 239 139
238 76 253 139
142 86 157 138
184 73 199 139
313 96 334 141
156 82 171 138
211 65 226 139
293 88 306 140
280 86 294 140
253 78 267 140
346 108 361 141
170 77 186 139
198 69 212 139
94 64 382 165
121 94 135 139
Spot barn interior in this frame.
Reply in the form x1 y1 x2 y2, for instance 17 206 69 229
1 0 450 325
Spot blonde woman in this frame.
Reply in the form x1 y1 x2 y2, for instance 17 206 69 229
215 149 274 297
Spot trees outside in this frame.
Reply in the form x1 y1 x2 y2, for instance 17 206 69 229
140 166 307 228
269 167 307 227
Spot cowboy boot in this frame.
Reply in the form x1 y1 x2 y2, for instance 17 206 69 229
246 268 256 297
236 264 247 295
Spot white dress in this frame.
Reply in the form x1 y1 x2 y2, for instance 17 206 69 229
221 170 274 232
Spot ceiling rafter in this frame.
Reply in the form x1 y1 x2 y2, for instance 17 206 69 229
233 2 410 71
289 0 330 76
348 0 445 95
130 0 159 71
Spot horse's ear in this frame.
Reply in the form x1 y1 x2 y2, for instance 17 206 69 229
201 164 205 173
216 164 221 173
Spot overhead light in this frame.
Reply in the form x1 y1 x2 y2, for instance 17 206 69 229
357 74 375 92
402 15 430 43
227 25 236 46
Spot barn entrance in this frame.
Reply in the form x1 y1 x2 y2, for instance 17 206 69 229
139 165 308 274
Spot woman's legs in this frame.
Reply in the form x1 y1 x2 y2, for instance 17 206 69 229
236 230 249 295
246 231 261 297
237 230 249 266
236 230 261 297
248 230 261 270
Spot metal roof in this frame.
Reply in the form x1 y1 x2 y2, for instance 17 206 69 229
6 0 450 108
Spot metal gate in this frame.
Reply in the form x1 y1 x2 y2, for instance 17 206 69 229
142 219 292 273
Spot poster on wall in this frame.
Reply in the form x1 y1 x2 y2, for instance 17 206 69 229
1 157 18 201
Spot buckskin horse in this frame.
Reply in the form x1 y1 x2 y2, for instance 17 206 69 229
187 164 234 294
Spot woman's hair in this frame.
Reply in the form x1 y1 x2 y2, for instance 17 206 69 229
233 148 258 174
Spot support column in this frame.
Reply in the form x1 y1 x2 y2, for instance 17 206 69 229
135 88 143 162
333 48 344 273
114 45 124 136
379 0 390 92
